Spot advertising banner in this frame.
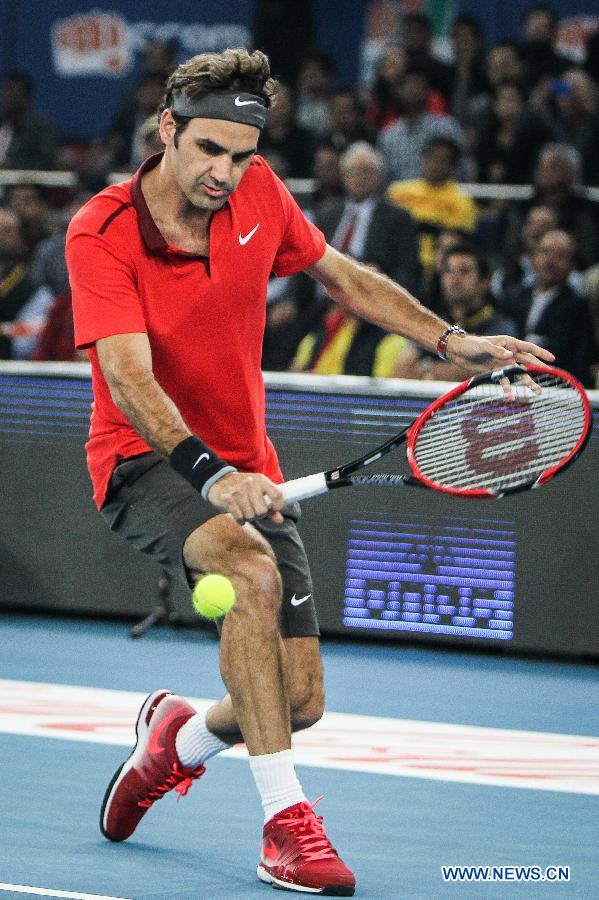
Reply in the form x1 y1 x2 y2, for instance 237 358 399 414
2 1 253 141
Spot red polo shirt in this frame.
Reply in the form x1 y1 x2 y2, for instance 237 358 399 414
66 154 326 508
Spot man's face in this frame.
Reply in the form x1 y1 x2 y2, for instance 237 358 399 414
535 151 571 193
313 146 340 188
7 185 45 221
441 253 485 315
399 73 429 112
533 231 575 289
522 206 558 253
341 154 382 201
329 94 359 133
162 113 259 211
486 46 522 86
0 211 26 261
523 10 554 44
403 21 431 55
421 145 455 184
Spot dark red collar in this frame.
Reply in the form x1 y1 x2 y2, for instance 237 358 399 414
130 153 168 251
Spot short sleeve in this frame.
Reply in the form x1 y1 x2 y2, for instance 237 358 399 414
66 227 147 349
271 174 326 277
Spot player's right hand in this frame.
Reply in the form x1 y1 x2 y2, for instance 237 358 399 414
207 472 285 524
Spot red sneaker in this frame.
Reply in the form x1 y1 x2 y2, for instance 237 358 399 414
257 798 356 895
100 689 205 842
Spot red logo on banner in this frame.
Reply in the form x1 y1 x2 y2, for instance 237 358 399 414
51 12 132 76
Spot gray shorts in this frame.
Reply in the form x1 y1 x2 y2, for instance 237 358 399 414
100 452 319 638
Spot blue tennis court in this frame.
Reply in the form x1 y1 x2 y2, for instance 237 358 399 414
0 612 596 899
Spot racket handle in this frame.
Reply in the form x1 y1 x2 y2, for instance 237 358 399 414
279 473 329 503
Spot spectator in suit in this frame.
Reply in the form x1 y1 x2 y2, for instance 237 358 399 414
0 72 58 170
502 143 599 268
501 229 597 386
491 204 558 304
387 136 477 277
395 242 517 381
290 142 420 376
377 67 462 182
318 141 420 290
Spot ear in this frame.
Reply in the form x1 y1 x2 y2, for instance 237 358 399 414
160 108 176 146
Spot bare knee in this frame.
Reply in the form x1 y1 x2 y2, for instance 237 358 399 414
291 676 325 732
229 550 282 623
184 516 282 625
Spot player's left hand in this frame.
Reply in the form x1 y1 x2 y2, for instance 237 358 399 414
447 334 555 395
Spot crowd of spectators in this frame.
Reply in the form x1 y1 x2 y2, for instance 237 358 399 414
1 6 599 387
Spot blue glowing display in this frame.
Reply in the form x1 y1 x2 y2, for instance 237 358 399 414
342 515 517 640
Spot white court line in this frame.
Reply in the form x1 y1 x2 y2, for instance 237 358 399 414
1 679 598 795
0 885 132 900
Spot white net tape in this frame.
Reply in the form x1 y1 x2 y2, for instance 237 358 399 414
412 373 586 492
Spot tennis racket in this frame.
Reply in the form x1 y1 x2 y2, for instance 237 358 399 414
278 364 592 503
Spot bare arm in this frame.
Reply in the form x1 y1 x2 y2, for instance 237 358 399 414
96 332 191 455
306 245 448 351
96 332 284 521
307 246 555 375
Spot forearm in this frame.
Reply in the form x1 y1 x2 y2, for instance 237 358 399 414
322 258 450 352
108 366 192 456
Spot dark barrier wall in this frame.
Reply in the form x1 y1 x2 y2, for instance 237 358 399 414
1 362 598 658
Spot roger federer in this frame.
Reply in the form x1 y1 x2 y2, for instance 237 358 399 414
66 48 553 896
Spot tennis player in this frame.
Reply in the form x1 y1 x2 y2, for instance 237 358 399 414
66 48 553 896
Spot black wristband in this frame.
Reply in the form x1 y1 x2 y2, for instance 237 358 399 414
169 435 236 501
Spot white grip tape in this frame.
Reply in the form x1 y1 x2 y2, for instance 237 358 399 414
280 472 329 503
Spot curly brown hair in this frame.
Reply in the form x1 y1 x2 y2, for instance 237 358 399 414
162 47 278 112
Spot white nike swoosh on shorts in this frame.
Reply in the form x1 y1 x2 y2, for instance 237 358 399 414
290 594 312 606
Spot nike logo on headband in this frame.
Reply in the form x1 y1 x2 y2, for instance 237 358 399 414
235 96 262 107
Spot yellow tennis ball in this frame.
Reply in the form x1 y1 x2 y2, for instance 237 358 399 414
192 574 236 619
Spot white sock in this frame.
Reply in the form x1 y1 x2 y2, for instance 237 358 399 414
249 749 307 822
175 712 230 768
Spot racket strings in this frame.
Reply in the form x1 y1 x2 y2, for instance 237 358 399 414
412 374 587 491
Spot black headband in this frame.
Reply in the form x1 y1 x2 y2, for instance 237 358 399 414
170 90 268 130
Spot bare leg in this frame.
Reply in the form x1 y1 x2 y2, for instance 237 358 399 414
206 636 324 743
183 517 324 755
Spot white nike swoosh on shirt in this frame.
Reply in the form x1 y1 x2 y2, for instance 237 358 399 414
290 594 312 606
235 96 262 106
239 223 260 245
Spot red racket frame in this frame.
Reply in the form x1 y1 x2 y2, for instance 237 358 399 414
405 364 592 498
